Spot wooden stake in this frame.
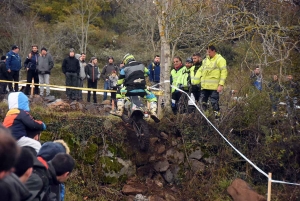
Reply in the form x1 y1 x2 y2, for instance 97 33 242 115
30 78 34 98
267 172 272 201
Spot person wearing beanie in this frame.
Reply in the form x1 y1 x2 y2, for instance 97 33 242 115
37 140 70 161
0 55 8 94
23 45 40 95
85 57 100 103
37 47 54 97
6 45 21 92
62 48 80 100
101 56 118 100
2 92 46 142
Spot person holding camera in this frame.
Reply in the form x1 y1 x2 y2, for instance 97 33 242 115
37 47 54 97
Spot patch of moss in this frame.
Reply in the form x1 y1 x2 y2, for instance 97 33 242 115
83 143 98 164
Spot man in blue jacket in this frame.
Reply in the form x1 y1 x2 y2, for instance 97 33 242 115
148 55 160 88
6 45 22 92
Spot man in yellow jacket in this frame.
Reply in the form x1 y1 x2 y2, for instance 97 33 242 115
199 45 227 119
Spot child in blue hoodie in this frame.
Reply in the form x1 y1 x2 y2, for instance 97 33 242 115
3 92 46 152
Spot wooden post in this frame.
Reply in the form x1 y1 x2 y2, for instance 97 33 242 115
267 172 272 201
30 78 34 98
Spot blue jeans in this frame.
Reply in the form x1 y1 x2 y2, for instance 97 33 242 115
103 80 110 100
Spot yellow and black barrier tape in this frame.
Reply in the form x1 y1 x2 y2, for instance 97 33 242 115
0 80 164 96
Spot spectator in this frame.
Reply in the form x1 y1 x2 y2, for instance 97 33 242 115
199 45 228 119
285 74 299 116
119 62 124 73
37 47 54 97
170 56 185 114
24 45 40 95
0 55 8 94
85 57 100 103
2 92 46 145
190 53 202 104
0 125 24 201
76 53 87 101
17 129 42 153
148 55 161 87
6 45 22 92
1 172 32 201
101 56 118 100
250 67 262 91
267 75 283 116
26 153 75 201
14 147 35 183
109 70 118 112
0 125 19 180
4 147 35 200
62 48 80 101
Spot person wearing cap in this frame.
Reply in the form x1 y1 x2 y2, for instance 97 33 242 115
101 56 118 100
0 55 8 94
6 45 22 92
23 45 40 95
85 57 100 103
62 48 80 100
37 47 54 97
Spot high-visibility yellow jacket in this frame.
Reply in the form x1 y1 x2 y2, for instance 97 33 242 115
190 64 202 85
199 54 227 90
171 66 185 93
176 67 191 91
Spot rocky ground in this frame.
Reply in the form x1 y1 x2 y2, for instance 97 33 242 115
0 94 281 201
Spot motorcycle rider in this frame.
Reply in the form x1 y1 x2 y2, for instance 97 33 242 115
110 54 159 122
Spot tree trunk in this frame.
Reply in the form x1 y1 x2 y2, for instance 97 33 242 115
155 0 171 116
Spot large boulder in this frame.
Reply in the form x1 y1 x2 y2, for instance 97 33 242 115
227 178 267 201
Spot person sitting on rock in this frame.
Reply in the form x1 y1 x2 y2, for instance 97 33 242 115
2 92 46 151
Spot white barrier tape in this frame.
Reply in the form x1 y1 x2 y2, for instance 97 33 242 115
152 80 300 186
271 180 300 186
171 85 268 178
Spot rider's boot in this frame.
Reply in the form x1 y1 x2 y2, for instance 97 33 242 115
110 99 124 116
149 101 160 123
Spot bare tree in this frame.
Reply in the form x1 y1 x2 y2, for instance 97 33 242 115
66 0 102 53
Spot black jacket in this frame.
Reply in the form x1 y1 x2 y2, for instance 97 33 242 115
25 157 50 201
62 56 80 74
47 161 61 201
24 51 40 71
0 60 8 80
1 173 32 201
85 63 100 82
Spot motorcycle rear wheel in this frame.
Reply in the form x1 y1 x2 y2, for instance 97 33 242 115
132 118 150 151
